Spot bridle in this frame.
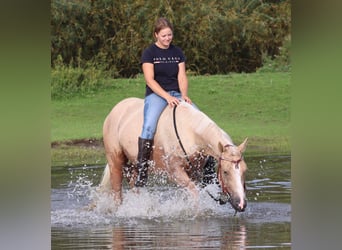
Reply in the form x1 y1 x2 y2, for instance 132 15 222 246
217 152 246 215
217 154 244 195
219 156 243 168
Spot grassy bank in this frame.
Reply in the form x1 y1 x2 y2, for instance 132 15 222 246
51 72 290 167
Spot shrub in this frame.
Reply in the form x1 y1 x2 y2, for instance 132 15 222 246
51 0 291 77
257 34 291 73
51 55 111 99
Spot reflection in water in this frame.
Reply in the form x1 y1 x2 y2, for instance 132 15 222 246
52 219 249 249
51 155 291 249
109 220 248 249
112 228 124 250
222 224 247 248
52 219 290 249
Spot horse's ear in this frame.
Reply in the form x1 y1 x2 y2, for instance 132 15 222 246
218 142 224 152
238 138 248 153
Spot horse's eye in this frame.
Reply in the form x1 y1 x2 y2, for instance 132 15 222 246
223 171 229 176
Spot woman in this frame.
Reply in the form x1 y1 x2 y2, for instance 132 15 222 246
135 17 197 187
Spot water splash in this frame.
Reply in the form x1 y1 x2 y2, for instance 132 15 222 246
51 170 232 226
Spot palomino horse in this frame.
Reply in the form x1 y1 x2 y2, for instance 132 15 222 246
99 97 248 212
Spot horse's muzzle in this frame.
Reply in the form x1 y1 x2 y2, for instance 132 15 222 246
230 197 247 212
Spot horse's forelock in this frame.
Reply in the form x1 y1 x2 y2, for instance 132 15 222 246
230 146 241 156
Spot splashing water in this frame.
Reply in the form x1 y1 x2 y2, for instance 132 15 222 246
51 168 234 227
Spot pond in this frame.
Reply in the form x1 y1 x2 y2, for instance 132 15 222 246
51 155 291 249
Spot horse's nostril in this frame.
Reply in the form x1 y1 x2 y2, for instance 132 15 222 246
231 198 247 212
240 201 247 211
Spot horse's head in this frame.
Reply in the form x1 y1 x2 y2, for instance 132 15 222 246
218 138 248 212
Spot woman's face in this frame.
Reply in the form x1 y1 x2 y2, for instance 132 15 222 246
155 27 173 49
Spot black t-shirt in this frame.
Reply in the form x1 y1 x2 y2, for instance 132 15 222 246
141 44 186 96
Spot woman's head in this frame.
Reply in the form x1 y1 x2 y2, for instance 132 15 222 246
154 17 174 35
153 17 173 49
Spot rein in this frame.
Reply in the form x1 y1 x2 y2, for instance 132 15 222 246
173 105 193 168
172 105 237 214
216 163 227 195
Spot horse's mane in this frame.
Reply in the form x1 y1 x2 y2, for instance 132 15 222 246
177 102 233 155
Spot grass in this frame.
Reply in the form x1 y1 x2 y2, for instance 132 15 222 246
51 72 290 167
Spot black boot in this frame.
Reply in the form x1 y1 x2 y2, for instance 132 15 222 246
202 155 217 186
135 137 153 187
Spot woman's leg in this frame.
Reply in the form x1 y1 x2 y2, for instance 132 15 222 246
136 91 198 187
140 93 168 139
136 93 168 187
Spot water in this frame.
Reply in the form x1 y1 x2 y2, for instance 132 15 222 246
51 155 291 249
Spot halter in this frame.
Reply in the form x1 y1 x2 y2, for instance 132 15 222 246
217 145 243 195
219 156 243 169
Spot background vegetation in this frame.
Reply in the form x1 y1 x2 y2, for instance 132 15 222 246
51 0 290 83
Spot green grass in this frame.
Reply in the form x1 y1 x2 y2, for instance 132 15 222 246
51 72 290 166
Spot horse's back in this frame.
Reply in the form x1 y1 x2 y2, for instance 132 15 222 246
103 97 206 163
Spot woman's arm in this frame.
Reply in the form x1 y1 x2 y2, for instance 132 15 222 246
178 62 192 104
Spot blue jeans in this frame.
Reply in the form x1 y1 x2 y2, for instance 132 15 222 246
140 91 198 139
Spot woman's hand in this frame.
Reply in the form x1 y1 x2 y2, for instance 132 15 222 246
166 95 180 107
182 95 192 104
166 94 192 107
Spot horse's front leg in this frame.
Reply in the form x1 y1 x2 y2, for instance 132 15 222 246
108 153 124 206
110 165 123 206
171 166 199 202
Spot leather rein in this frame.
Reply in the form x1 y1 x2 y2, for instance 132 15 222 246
173 105 193 168
173 105 231 204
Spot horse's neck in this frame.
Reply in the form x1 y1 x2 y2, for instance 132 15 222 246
187 108 233 157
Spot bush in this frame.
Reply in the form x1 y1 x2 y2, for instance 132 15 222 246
51 0 291 77
51 55 111 99
257 34 291 73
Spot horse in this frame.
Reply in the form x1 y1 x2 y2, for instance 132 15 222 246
99 97 248 212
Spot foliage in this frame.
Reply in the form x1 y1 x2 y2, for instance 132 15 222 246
257 33 291 73
51 55 111 99
51 0 291 77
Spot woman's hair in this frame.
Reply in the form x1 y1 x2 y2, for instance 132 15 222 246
153 17 174 35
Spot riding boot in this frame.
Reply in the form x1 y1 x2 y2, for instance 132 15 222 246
135 137 154 187
202 155 217 186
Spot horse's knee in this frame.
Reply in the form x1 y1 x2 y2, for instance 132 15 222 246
112 191 122 206
108 163 122 189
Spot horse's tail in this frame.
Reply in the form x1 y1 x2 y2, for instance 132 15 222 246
99 164 112 192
